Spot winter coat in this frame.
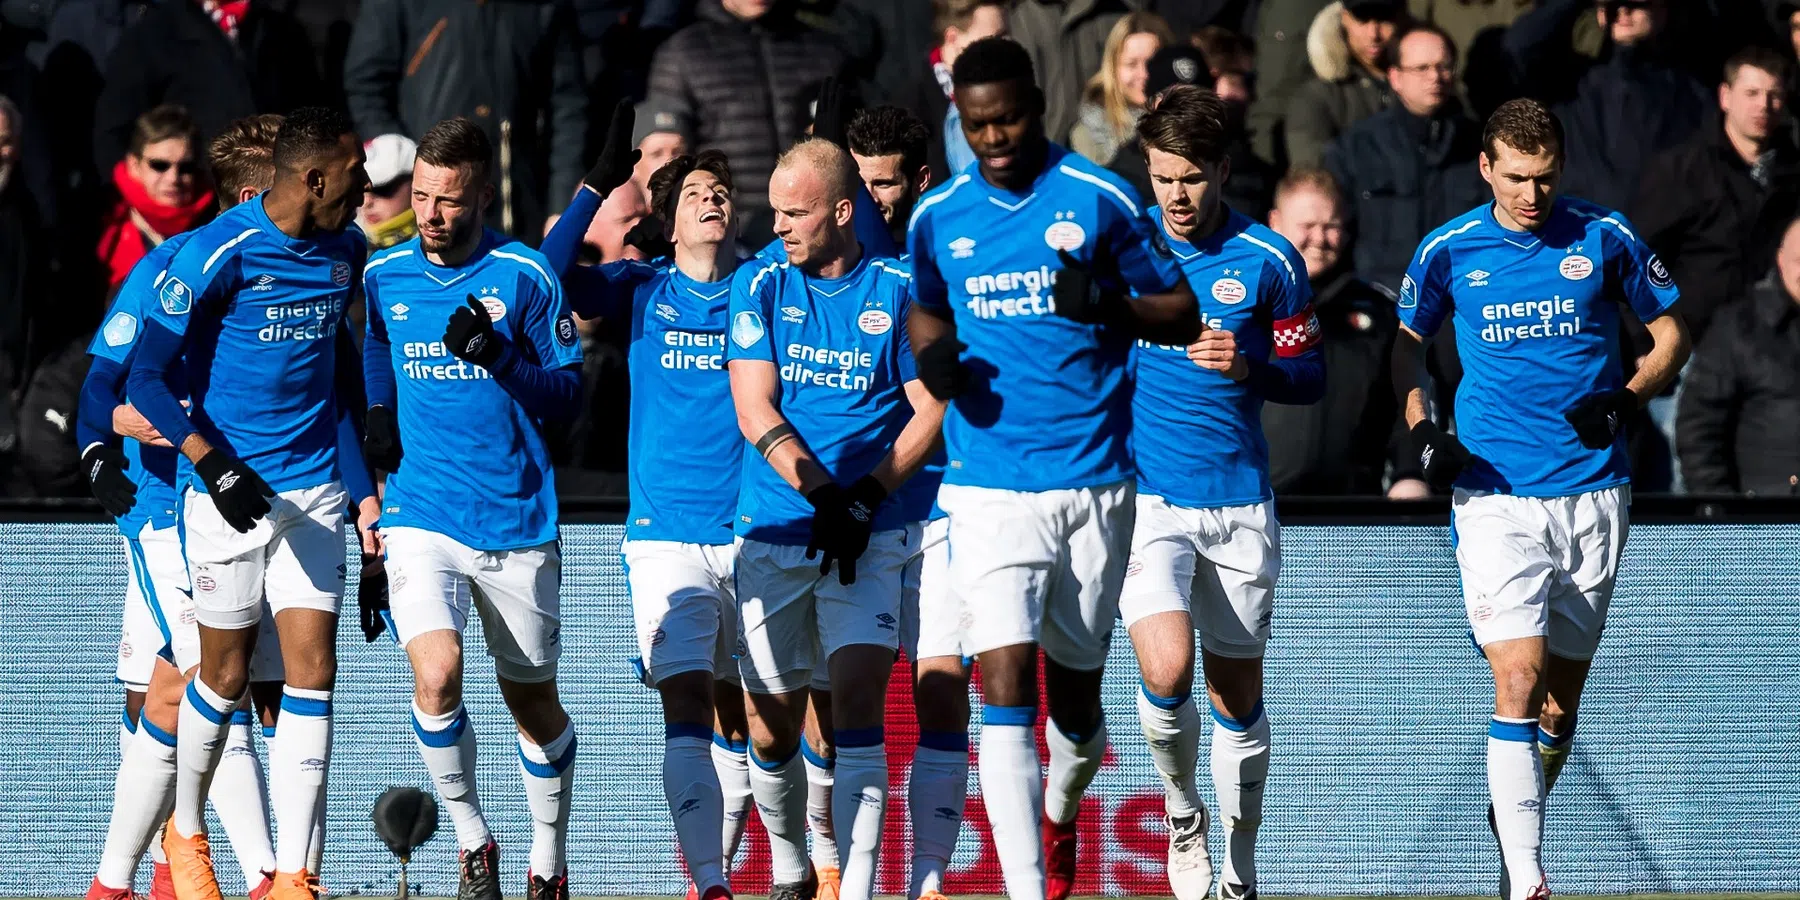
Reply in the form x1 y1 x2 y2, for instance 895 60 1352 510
1007 0 1141 144
1246 0 1330 167
1676 280 1800 495
1323 103 1486 295
1555 45 1711 215
1283 1 1392 170
95 160 214 290
1070 101 1140 166
344 0 589 239
646 0 848 246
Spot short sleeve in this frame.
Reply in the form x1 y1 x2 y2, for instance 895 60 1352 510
514 265 584 370
895 282 918 383
1398 237 1455 337
90 292 145 365
905 209 949 312
148 231 240 337
726 261 779 364
1104 193 1183 295
1605 216 1682 322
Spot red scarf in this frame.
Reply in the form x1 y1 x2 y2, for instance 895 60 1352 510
97 158 214 287
203 0 249 40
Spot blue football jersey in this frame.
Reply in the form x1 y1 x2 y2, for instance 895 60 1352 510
141 196 363 493
576 259 741 545
364 231 582 551
906 144 1185 492
1400 197 1680 496
726 253 923 544
1132 207 1318 508
88 235 193 532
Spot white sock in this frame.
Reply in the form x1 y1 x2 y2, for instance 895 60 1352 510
212 710 275 888
1044 717 1106 826
97 715 179 888
908 734 969 899
413 703 491 851
519 722 576 877
1488 717 1546 900
802 744 839 872
748 746 809 884
1137 686 1202 819
175 678 238 837
712 736 753 865
978 706 1045 900
270 687 332 873
307 782 325 876
1210 702 1270 891
665 726 726 892
832 736 888 900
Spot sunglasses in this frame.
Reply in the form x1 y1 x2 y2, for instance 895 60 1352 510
144 158 201 176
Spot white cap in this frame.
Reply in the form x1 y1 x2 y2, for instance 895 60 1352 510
364 133 418 188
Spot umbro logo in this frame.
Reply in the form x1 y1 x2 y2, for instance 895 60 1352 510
655 303 680 322
676 798 702 816
252 273 278 292
217 472 240 491
1465 270 1491 287
780 305 807 324
949 236 976 259
389 302 409 321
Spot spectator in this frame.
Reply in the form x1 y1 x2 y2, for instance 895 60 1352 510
897 0 1008 185
1247 0 1332 166
95 105 212 291
1008 0 1143 144
631 97 692 199
1109 45 1276 219
344 0 588 239
1070 12 1174 164
1260 169 1423 497
1323 22 1484 294
1193 24 1256 106
0 94 40 397
358 133 419 250
1194 26 1279 218
1284 0 1402 169
1676 215 1800 495
646 0 847 246
92 0 320 172
1406 0 1534 91
1635 46 1800 344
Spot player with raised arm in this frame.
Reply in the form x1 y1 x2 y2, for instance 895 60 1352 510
125 107 371 900
538 103 746 900
904 37 1201 900
1118 85 1323 900
1393 99 1689 900
358 117 584 900
80 114 352 900
728 138 944 900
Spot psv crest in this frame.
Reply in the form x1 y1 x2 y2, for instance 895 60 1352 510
331 261 352 286
1044 211 1085 251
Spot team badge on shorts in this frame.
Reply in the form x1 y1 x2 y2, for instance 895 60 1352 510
331 261 352 286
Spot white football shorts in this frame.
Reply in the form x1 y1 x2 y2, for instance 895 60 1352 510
901 516 962 661
118 520 284 688
183 481 348 630
935 479 1135 671
734 525 915 695
1119 496 1280 658
382 526 563 683
1452 485 1628 661
623 539 739 686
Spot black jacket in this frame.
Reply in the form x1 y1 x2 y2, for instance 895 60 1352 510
1263 271 1412 494
646 0 848 246
92 0 321 172
1676 280 1800 496
1633 123 1800 343
344 0 588 239
1554 47 1711 215
893 55 953 188
1323 104 1486 295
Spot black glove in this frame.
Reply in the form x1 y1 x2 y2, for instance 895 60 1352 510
83 443 138 517
624 215 674 260
364 405 403 472
812 76 854 150
584 100 641 198
445 296 502 368
917 337 971 400
194 449 273 533
1564 388 1636 450
805 477 884 586
1410 420 1472 492
1052 247 1126 326
358 554 391 643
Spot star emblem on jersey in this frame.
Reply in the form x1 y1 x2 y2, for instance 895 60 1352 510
780 305 807 324
331 260 351 286
1559 254 1594 281
1465 269 1491 286
159 277 192 315
732 310 765 349
388 302 409 321
655 303 680 322
1044 211 1086 252
949 236 977 259
1211 277 1248 305
103 311 138 347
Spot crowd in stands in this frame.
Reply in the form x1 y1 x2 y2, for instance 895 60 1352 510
0 0 1795 499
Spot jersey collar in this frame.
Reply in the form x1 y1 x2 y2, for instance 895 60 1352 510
1153 204 1246 261
797 246 873 295
967 142 1070 210
247 194 340 256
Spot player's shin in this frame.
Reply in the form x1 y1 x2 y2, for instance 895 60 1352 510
1488 717 1547 899
802 743 839 873
1210 701 1269 891
1043 716 1107 825
1136 685 1203 818
518 722 578 878
748 743 810 884
210 709 275 888
412 702 492 851
908 731 969 899
832 729 888 900
664 723 726 892
175 677 240 838
97 715 180 889
710 734 753 862
979 704 1047 900
269 687 332 873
